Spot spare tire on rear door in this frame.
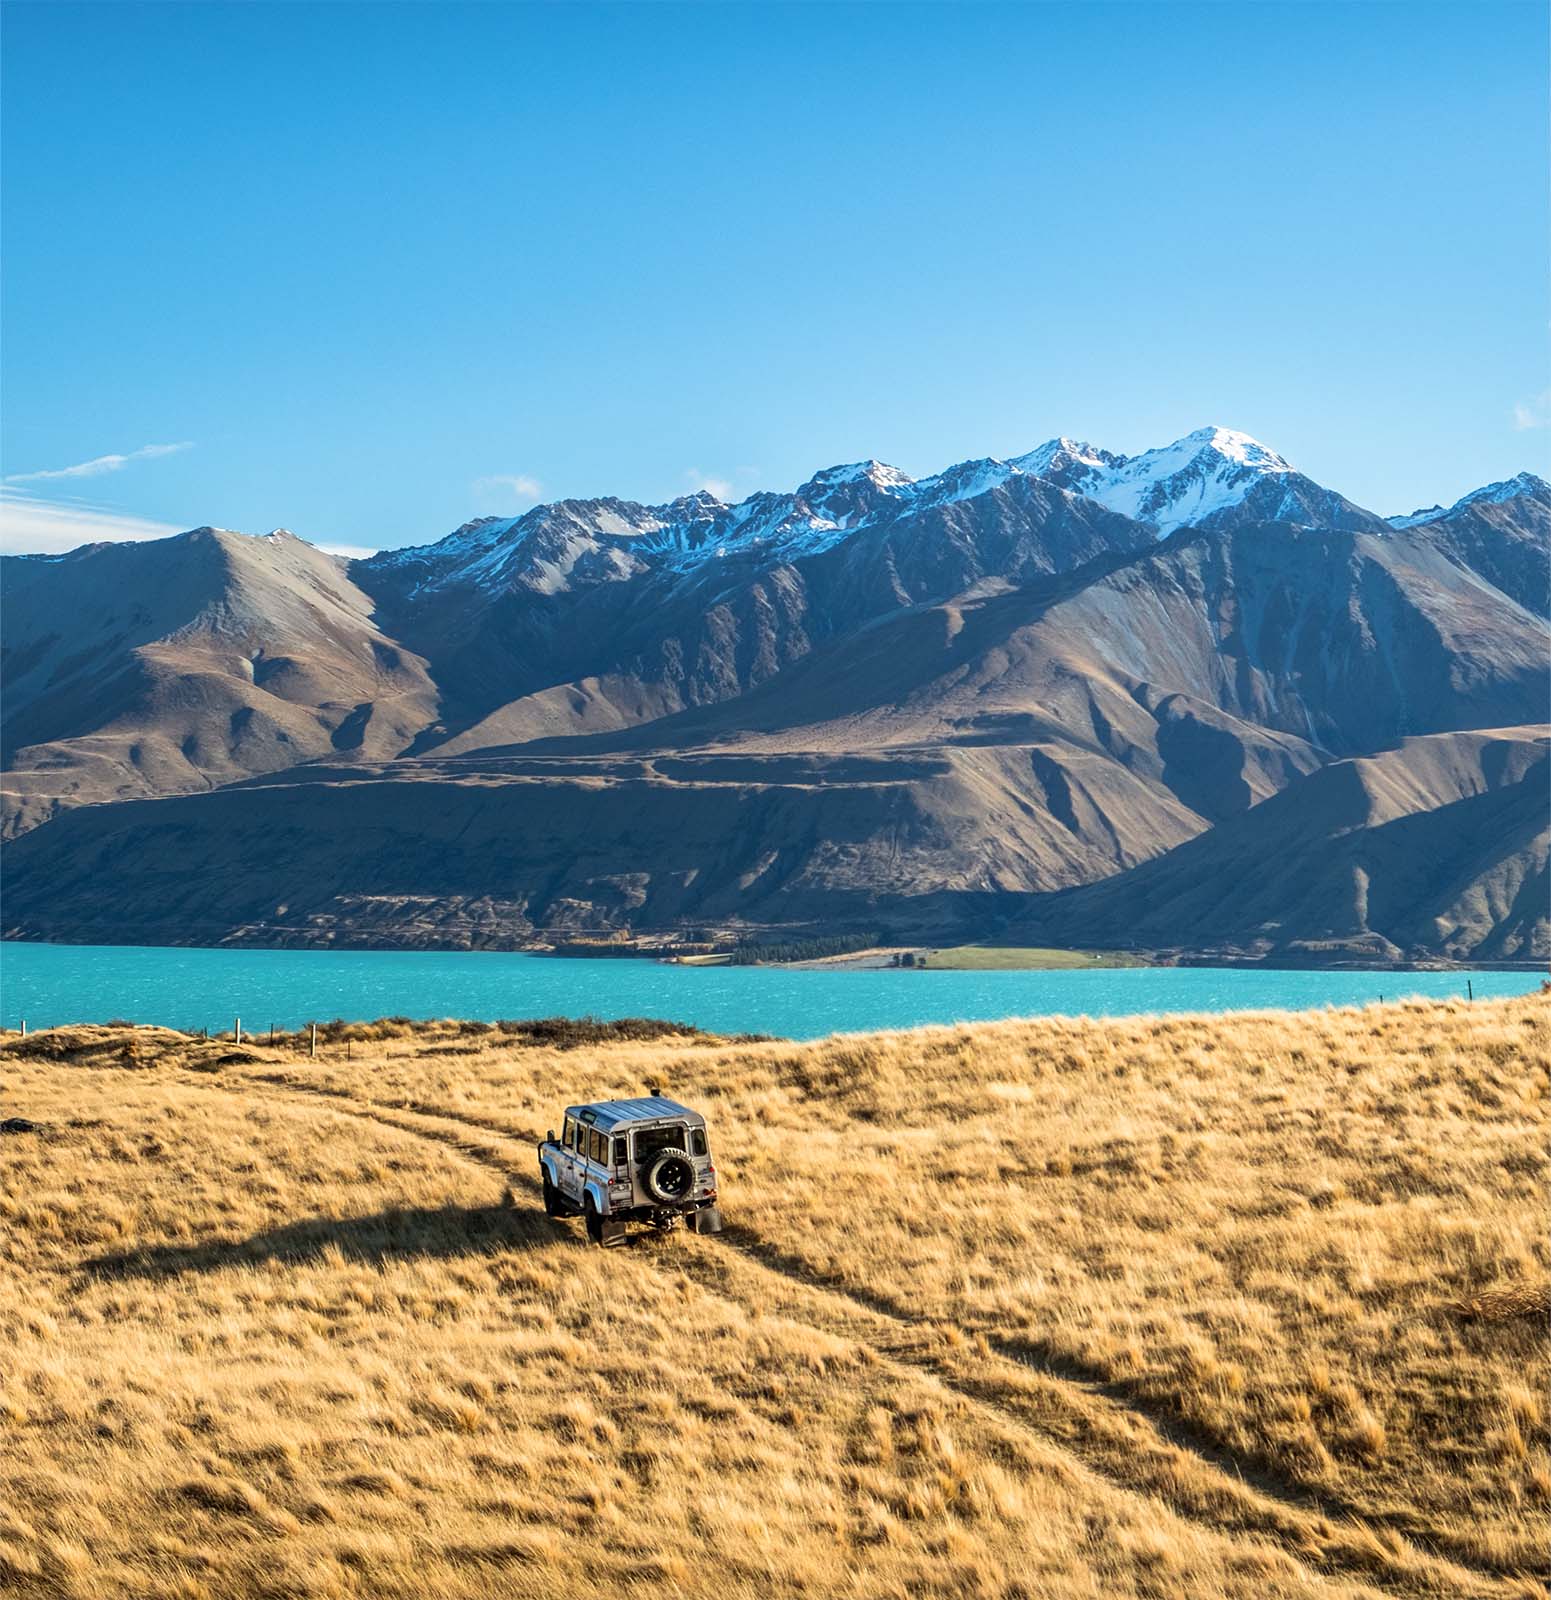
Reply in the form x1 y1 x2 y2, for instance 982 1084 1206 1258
643 1149 695 1204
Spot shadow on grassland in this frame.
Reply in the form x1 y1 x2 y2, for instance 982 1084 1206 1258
86 1197 560 1279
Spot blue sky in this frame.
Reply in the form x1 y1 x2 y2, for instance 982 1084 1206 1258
2 0 1546 554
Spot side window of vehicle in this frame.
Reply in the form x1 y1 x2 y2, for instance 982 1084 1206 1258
562 1117 576 1149
590 1129 605 1165
690 1129 708 1158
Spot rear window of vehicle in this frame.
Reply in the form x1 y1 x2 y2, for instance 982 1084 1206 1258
611 1136 627 1166
633 1125 688 1162
690 1128 708 1158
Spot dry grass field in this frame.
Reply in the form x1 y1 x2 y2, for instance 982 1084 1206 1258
1 996 1546 1600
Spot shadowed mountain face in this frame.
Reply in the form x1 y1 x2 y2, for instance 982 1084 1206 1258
3 430 1546 960
1010 728 1550 963
1408 480 1551 619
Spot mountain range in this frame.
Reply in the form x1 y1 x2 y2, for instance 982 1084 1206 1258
4 426 1547 963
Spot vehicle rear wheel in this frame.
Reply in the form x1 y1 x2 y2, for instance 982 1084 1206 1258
584 1197 603 1246
542 1172 561 1217
643 1149 696 1205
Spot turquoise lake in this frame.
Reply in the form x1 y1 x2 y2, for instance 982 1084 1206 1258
1 942 1541 1041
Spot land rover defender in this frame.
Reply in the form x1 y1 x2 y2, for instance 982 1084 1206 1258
537 1091 722 1246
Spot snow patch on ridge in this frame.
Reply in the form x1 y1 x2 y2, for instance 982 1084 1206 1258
1387 471 1550 529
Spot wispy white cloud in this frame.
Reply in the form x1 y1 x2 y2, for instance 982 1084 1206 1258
0 490 380 561
5 440 194 485
0 490 188 555
684 466 763 503
683 468 735 501
472 473 543 513
1512 389 1551 430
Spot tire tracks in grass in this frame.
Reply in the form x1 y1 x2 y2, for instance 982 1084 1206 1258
704 1223 1514 1581
227 1067 1531 1600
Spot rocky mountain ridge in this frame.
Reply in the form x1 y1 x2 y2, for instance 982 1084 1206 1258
3 428 1546 962
366 424 1391 602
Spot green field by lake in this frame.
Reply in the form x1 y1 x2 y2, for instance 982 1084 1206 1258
922 946 1146 970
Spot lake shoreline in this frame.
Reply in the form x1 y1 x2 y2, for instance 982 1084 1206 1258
3 939 1543 1043
3 930 1541 975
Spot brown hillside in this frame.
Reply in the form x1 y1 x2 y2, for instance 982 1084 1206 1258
1 529 438 838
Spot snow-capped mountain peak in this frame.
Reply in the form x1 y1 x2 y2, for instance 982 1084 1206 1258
802 459 914 492
1186 425 1291 470
1108 425 1290 487
365 424 1392 598
1007 437 1120 478
1387 470 1551 529
772 459 918 540
1030 426 1299 534
668 489 729 512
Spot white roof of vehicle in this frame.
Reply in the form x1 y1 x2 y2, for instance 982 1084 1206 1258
567 1096 705 1132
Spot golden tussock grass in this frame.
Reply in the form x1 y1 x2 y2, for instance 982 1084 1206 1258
0 995 1545 1600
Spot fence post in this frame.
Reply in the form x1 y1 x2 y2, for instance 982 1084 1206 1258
235 1017 241 1045
346 1039 352 1061
19 1020 25 1038
1467 979 1474 1002
310 1023 317 1060
269 1024 275 1046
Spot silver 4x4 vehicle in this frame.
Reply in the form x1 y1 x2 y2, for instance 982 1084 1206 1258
538 1090 723 1246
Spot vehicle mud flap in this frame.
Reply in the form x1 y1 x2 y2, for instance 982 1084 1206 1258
599 1216 629 1248
688 1205 723 1235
